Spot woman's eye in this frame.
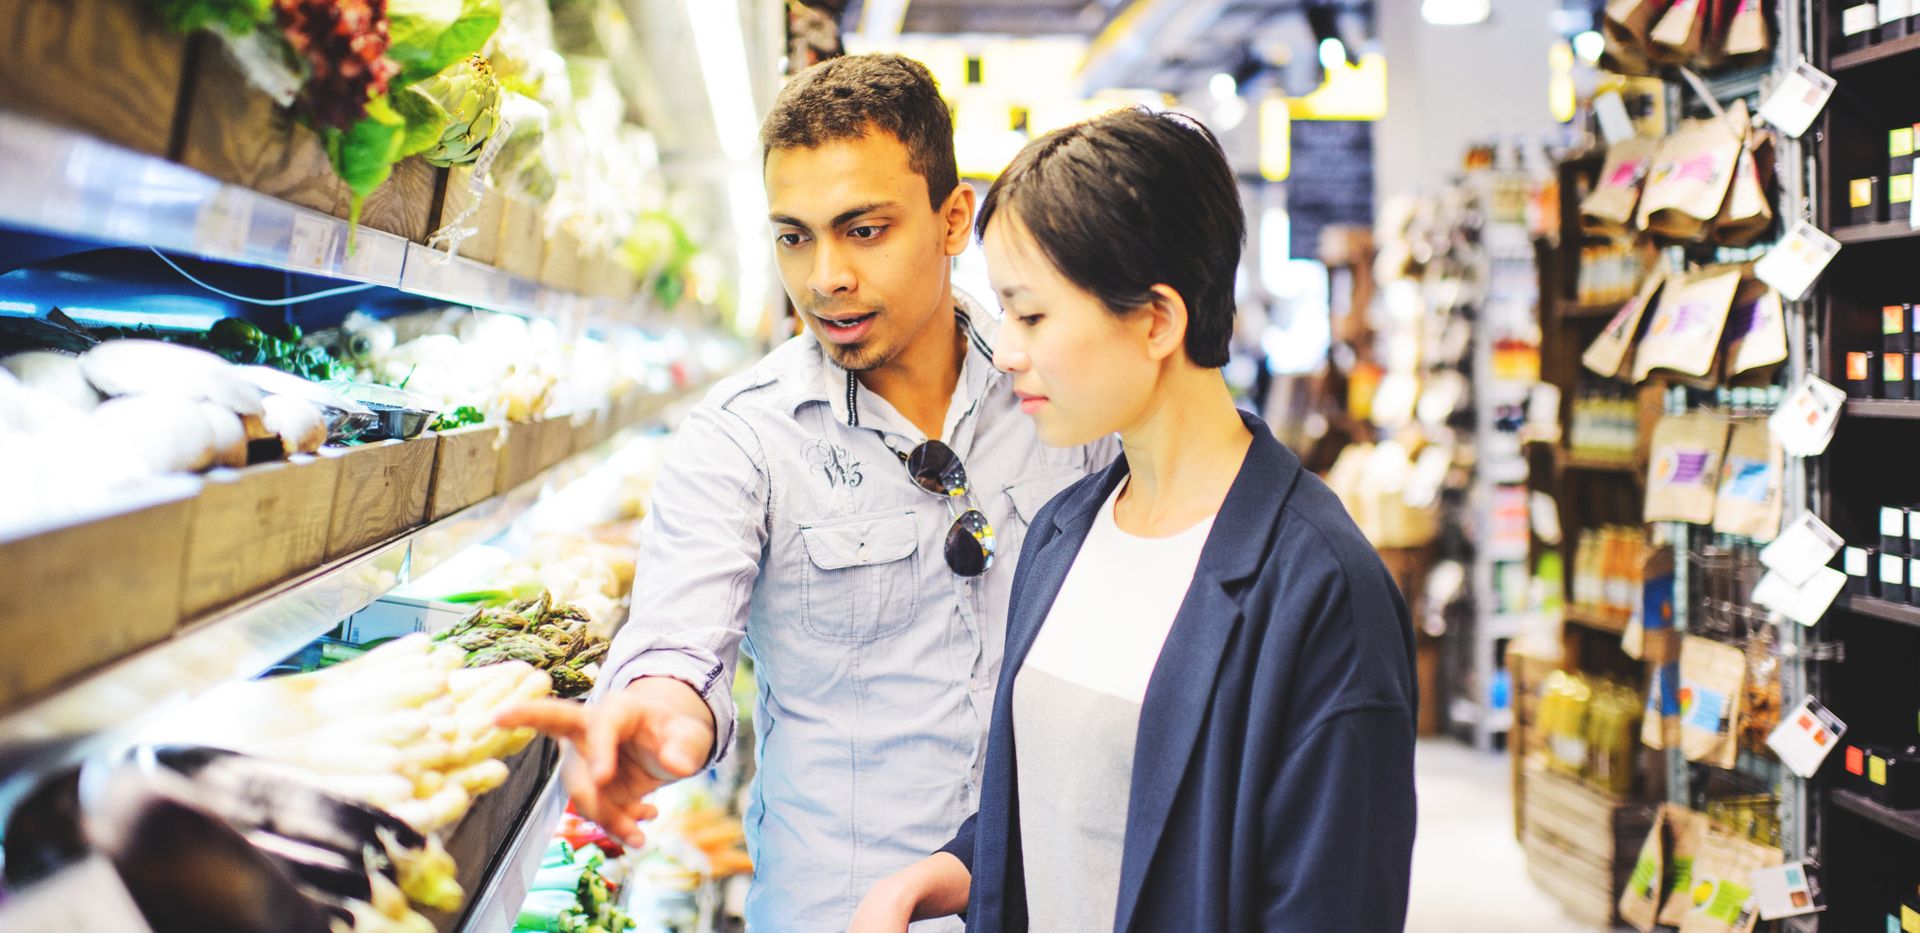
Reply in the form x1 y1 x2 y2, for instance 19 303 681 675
849 225 886 240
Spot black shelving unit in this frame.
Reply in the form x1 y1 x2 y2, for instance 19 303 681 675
1832 788 1920 843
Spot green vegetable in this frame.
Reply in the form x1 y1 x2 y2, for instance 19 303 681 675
409 56 503 166
541 838 575 869
388 0 502 85
325 95 410 229
428 405 486 433
513 889 581 932
150 0 271 36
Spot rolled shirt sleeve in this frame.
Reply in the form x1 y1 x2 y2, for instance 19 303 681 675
595 400 768 769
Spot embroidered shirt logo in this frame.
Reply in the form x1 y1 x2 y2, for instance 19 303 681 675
805 440 864 488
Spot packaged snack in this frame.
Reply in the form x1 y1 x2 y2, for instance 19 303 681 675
1712 421 1783 541
1633 265 1742 384
1646 413 1732 525
1678 635 1747 769
1584 271 1666 379
1584 137 1663 238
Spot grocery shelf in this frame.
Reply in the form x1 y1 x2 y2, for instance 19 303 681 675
0 381 712 819
1834 594 1920 630
1564 605 1629 636
1555 298 1625 320
0 110 626 323
461 770 569 933
1831 788 1920 844
1832 221 1917 245
1832 32 1920 71
1844 399 1920 420
1562 453 1639 475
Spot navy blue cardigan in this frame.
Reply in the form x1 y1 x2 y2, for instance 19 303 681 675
938 413 1418 931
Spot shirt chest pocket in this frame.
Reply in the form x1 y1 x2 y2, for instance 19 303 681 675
797 510 921 643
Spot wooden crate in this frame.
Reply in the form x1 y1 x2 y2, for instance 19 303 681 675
496 195 544 278
427 424 501 521
537 224 583 291
0 0 188 159
325 438 435 559
532 414 575 473
180 454 342 617
436 165 504 264
569 408 607 456
1521 763 1655 928
176 35 439 243
0 483 197 712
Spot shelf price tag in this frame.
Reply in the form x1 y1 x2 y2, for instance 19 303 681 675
192 187 254 260
341 230 406 285
1594 92 1635 146
287 212 340 275
1753 221 1839 302
1765 696 1847 780
0 855 154 931
1757 59 1835 140
1750 860 1826 919
1767 375 1845 457
1759 513 1845 586
1752 566 1847 626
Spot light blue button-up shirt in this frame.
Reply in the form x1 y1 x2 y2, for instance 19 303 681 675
601 295 1118 930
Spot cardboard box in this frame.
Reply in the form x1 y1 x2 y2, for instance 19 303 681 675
181 454 342 617
0 480 197 712
325 438 435 559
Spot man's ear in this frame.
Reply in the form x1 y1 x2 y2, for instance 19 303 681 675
941 183 977 258
1143 284 1189 363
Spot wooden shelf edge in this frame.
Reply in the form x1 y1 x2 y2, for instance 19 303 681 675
1557 299 1626 320
1835 594 1920 629
1832 788 1920 843
1833 32 1920 72
1562 453 1640 474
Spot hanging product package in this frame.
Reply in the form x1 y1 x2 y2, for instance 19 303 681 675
1657 808 1709 928
1605 0 1673 70
1647 412 1731 525
1678 634 1747 769
1620 805 1671 932
1711 132 1776 247
1633 265 1742 384
1637 102 1749 242
1649 0 1709 64
1712 421 1783 541
1585 271 1666 379
1720 287 1787 384
1584 137 1663 238
1674 824 1783 933
1723 0 1772 62
1739 626 1782 753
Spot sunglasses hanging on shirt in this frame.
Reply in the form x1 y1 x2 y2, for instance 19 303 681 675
898 439 996 577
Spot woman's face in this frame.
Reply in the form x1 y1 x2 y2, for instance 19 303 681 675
983 213 1158 448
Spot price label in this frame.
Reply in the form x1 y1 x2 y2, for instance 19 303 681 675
1752 566 1847 627
1759 513 1845 586
0 856 153 931
1751 861 1826 919
1883 0 1911 24
1766 697 1847 781
1757 60 1837 140
1843 3 1878 35
287 212 340 274
342 230 406 285
1753 221 1840 302
1594 92 1635 146
1767 375 1846 458
192 187 254 260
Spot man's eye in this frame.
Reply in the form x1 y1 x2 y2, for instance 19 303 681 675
776 232 807 248
850 225 885 239
1018 314 1043 327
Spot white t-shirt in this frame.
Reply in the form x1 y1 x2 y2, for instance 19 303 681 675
1013 478 1216 931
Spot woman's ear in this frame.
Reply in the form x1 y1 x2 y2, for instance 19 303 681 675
1143 284 1189 363
942 184 977 257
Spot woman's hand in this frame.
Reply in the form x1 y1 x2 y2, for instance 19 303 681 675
847 852 971 932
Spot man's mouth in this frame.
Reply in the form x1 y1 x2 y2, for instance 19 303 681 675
818 312 877 331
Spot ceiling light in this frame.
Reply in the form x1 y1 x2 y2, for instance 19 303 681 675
1210 71 1239 101
1318 38 1347 71
1572 30 1605 64
1421 0 1491 26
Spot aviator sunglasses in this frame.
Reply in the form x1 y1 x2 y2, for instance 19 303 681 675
896 439 995 577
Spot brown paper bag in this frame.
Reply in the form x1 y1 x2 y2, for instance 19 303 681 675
1584 271 1666 379
1646 413 1731 525
1723 0 1771 59
1650 0 1709 64
1638 104 1748 241
1712 132 1775 246
1721 288 1786 383
1619 806 1671 931
1633 265 1742 383
1584 137 1662 238
1712 421 1783 541
1674 823 1783 933
1677 634 1745 769
1607 0 1673 58
1658 809 1709 927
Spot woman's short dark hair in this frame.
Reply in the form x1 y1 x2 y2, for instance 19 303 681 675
976 108 1244 368
761 53 958 211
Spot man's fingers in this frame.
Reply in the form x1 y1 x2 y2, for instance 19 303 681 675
659 719 708 777
495 699 590 745
584 706 623 785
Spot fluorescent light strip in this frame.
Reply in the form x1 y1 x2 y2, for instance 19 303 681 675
684 0 762 163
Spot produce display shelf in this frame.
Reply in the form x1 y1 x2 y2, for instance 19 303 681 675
461 769 569 933
1834 594 1920 630
1832 32 1920 71
0 380 712 821
1563 606 1629 636
1831 788 1920 844
1844 399 1920 420
0 110 626 323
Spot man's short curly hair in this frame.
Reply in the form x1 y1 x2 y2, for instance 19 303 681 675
761 53 958 211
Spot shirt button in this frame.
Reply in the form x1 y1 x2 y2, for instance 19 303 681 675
857 543 870 562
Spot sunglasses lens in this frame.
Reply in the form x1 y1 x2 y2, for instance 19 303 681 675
908 440 969 496
945 509 995 577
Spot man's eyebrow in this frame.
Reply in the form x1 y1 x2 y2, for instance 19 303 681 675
832 202 898 229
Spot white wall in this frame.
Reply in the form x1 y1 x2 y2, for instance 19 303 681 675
1375 1 1559 200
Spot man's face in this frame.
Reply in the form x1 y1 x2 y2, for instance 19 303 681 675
765 131 971 373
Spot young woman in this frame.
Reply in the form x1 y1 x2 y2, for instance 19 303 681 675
848 108 1419 931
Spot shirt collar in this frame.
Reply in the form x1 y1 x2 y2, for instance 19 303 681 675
799 289 1001 430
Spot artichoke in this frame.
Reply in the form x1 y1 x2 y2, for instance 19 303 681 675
406 54 504 167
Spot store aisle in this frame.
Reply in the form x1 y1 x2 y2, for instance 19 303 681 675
1407 739 1609 933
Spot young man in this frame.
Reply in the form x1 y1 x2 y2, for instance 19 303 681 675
501 54 1116 930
